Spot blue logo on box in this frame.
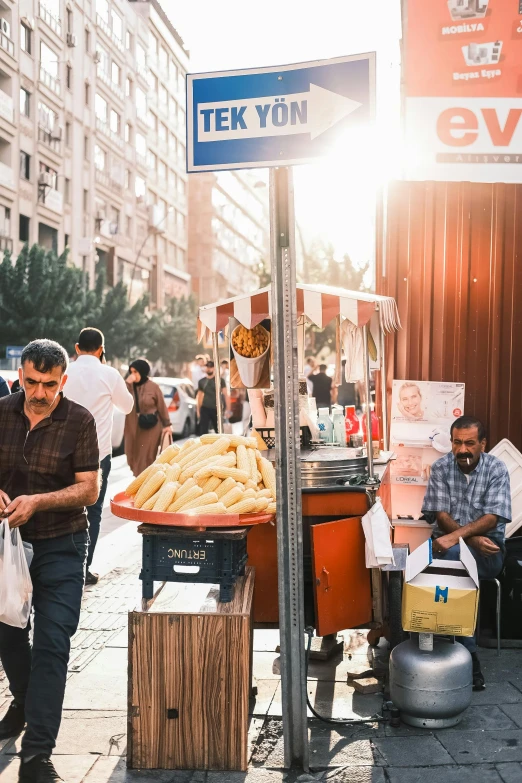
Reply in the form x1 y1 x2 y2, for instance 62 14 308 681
435 586 448 604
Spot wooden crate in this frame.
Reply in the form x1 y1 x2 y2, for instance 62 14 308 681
128 567 255 771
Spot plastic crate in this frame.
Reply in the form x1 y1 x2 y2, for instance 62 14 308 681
257 425 312 450
139 525 248 603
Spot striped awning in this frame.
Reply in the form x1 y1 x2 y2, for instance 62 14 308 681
198 284 400 342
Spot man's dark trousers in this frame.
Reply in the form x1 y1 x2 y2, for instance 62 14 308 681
0 530 88 757
86 454 111 568
199 407 218 435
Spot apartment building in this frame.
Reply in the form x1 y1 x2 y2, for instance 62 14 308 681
188 170 269 305
0 0 189 305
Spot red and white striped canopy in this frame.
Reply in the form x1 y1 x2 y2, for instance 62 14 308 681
198 284 400 342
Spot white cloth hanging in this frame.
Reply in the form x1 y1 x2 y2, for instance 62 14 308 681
361 499 395 568
340 320 365 382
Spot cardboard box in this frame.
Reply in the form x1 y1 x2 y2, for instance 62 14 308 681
402 538 479 637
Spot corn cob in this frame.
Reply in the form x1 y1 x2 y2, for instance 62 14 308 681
266 501 276 515
236 445 250 475
177 444 206 470
228 435 258 449
259 457 276 500
248 448 258 482
184 502 227 515
220 485 244 508
227 497 257 514
173 477 196 500
201 475 222 494
168 484 203 512
243 488 256 499
245 479 257 491
152 481 180 512
215 477 236 499
125 464 155 497
134 470 166 508
255 497 269 513
142 489 162 511
256 470 263 484
180 452 236 484
200 433 224 444
179 437 231 470
165 464 182 483
179 491 219 511
155 443 181 465
207 466 249 483
257 489 272 499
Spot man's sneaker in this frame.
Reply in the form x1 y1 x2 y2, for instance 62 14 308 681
0 702 25 739
19 755 62 783
85 570 99 586
472 652 486 691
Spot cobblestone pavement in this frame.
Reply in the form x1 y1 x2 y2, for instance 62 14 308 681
0 529 521 783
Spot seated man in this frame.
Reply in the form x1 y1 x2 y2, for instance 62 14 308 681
422 415 510 690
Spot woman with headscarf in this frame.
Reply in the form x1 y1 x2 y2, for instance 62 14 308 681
124 359 172 476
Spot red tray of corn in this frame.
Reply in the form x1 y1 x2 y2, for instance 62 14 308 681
110 491 275 529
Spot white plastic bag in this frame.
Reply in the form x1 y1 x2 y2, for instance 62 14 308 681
361 499 395 569
0 520 33 628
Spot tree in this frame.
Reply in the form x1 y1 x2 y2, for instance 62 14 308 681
145 296 200 374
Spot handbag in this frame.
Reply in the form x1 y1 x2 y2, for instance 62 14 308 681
133 384 159 430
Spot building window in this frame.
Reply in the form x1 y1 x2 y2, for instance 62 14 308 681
20 88 30 117
159 46 168 73
66 7 73 34
136 132 146 157
125 122 132 143
147 110 157 132
126 214 132 234
84 27 90 53
111 10 123 42
96 0 109 24
135 175 145 199
19 215 30 243
149 31 158 57
147 150 157 172
110 109 120 135
95 93 108 123
83 189 89 211
136 87 146 116
125 169 131 189
21 23 32 54
65 178 71 204
20 151 30 180
40 41 58 79
66 64 72 90
65 233 70 248
84 134 90 160
65 121 71 147
111 61 121 86
84 81 90 106
39 162 58 191
125 30 133 51
94 144 106 171
126 77 133 98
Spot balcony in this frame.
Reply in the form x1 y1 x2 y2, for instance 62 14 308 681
95 167 110 188
96 66 124 101
0 234 13 253
0 161 14 189
0 90 13 123
39 2 62 36
40 66 60 96
38 125 61 152
96 14 124 54
95 117 124 150
0 31 14 58
39 187 63 214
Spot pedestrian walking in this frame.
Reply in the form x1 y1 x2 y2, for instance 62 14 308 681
0 375 10 397
191 354 208 388
64 328 134 585
124 359 172 477
196 360 230 435
309 364 334 410
0 339 100 783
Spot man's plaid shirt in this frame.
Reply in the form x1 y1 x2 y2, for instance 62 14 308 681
422 452 511 547
0 391 99 540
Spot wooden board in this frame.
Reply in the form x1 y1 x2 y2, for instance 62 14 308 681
128 568 254 771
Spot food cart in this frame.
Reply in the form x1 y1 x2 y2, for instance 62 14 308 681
197 282 401 641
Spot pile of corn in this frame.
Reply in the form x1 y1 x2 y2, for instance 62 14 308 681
124 434 277 517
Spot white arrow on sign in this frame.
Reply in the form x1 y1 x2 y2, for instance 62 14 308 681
197 83 362 143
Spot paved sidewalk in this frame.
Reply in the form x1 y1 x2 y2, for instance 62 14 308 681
0 530 521 783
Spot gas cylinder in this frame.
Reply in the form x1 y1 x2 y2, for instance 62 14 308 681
389 635 472 728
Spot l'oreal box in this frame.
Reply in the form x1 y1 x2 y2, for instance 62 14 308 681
402 537 479 637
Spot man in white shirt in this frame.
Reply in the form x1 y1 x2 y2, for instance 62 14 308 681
191 354 208 388
65 328 134 585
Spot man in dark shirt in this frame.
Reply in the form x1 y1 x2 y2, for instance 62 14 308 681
196 360 229 435
0 375 10 398
0 340 99 783
310 364 334 410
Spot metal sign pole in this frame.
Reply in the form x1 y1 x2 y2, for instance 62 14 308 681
269 166 308 771
363 324 375 478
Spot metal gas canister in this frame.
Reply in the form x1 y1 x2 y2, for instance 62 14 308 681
390 635 472 728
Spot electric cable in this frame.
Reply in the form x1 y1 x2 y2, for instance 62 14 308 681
304 626 388 725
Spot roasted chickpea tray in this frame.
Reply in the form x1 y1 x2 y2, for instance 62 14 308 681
111 433 277 529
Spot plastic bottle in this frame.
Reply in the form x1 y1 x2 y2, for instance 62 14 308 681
332 406 346 446
317 408 333 443
345 405 360 441
362 404 380 443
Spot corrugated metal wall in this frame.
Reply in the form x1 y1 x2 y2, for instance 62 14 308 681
376 180 522 450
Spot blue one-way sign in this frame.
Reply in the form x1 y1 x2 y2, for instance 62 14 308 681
6 346 24 359
186 53 375 173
